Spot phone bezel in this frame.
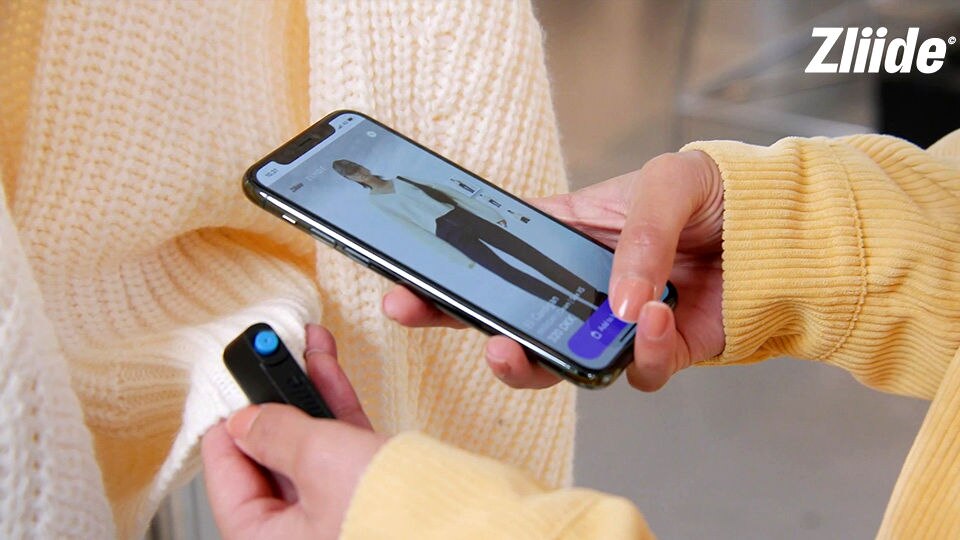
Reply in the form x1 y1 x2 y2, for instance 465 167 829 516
243 110 673 388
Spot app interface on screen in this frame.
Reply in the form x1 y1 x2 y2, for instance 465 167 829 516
256 113 635 369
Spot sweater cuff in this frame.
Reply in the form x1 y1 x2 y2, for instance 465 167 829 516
341 431 546 538
341 431 651 539
681 139 866 365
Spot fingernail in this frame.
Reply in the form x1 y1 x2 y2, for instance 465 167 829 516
304 324 319 367
611 276 655 321
226 406 261 439
489 358 510 379
639 301 671 340
381 293 398 320
303 348 320 368
487 339 514 379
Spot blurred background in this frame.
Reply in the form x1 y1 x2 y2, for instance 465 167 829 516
542 1 958 538
151 1 959 538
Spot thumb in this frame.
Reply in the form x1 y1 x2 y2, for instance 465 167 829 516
226 404 384 506
609 152 711 321
226 404 317 481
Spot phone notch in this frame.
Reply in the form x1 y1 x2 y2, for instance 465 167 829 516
273 123 335 165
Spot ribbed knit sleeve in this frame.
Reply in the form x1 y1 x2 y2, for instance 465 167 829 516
878 348 960 537
341 432 653 540
685 132 960 537
683 132 960 399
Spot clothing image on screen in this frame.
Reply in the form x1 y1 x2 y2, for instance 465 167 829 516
331 159 607 321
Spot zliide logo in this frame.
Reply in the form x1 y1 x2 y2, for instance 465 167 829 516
806 27 956 74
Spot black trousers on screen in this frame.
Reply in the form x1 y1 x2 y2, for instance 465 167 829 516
434 207 604 321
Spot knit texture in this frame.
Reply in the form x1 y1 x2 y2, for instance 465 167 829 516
0 174 115 539
342 432 651 539
685 131 960 537
0 1 575 537
683 134 960 398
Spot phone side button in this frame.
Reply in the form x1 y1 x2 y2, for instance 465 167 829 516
281 214 297 224
308 227 335 246
368 262 400 281
341 246 370 267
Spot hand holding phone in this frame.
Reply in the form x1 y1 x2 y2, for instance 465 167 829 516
385 151 725 392
243 110 680 388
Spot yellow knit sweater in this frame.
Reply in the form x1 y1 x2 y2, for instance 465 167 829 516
342 130 960 539
0 2 574 538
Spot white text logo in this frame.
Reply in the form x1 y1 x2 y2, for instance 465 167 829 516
806 27 956 74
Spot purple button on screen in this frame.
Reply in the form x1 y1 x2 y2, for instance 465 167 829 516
567 300 627 359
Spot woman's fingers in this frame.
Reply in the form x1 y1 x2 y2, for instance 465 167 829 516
527 179 632 248
379 288 561 388
625 301 690 391
304 322 337 358
485 336 561 389
202 422 284 538
379 285 563 389
609 152 713 322
304 324 373 429
225 404 384 508
382 285 466 329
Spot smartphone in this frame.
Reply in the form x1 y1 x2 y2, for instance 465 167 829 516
243 110 676 388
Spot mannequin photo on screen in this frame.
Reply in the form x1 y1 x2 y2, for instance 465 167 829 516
330 159 607 321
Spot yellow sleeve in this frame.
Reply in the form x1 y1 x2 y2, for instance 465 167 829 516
683 131 960 399
877 347 960 537
341 432 654 540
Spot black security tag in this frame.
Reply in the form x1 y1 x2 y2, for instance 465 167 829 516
223 323 335 419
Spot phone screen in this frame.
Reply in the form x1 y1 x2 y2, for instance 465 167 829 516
251 112 636 374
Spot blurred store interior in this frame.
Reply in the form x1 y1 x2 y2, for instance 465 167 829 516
150 1 959 538
544 1 958 539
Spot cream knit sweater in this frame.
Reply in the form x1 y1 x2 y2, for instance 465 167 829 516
0 1 575 538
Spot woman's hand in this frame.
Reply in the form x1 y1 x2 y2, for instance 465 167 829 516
202 324 387 540
383 151 725 391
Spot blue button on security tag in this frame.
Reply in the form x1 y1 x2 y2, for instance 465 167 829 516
253 329 280 355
